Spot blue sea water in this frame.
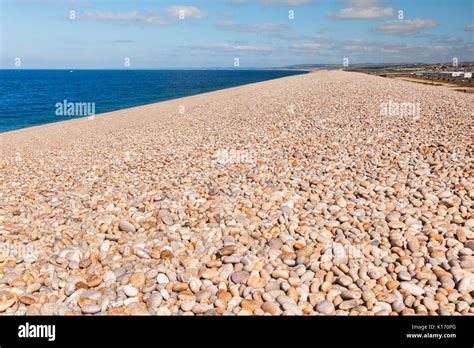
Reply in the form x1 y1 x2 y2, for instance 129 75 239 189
0 69 307 133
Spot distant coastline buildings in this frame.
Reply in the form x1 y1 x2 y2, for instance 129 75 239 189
415 71 472 79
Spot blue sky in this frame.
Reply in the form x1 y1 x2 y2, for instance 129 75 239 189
1 0 473 68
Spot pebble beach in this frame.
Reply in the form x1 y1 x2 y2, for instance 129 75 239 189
0 70 472 316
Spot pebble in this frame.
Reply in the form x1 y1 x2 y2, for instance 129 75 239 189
123 285 139 297
341 290 361 300
156 274 169 285
269 238 283 250
19 295 36 305
336 197 347 208
392 300 405 312
398 272 411 281
262 302 282 315
181 300 196 312
388 221 406 229
362 289 375 302
241 299 261 313
81 304 101 314
192 303 212 314
247 276 267 288
147 292 163 308
423 297 439 311
159 210 174 225
400 283 425 297
222 256 241 264
337 275 353 287
272 270 289 279
189 279 202 293
104 271 117 283
282 302 302 315
119 220 136 233
156 307 172 315
0 295 16 312
407 240 420 253
440 277 455 289
316 300 335 315
217 246 236 256
457 277 474 293
230 271 249 284
339 299 361 310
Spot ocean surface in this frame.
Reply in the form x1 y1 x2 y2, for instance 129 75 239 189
0 69 307 133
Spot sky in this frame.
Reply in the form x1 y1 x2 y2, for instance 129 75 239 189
0 0 473 68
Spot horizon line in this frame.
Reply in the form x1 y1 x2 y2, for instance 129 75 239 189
1 61 473 71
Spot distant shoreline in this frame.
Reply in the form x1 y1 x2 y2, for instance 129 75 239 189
0 68 312 71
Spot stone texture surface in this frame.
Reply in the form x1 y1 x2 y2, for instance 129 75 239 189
0 71 472 316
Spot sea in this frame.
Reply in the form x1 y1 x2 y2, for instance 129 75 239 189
0 69 307 133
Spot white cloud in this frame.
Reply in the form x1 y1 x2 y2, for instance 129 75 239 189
226 0 315 4
16 0 93 7
82 11 159 23
81 6 207 26
437 36 463 44
374 19 437 36
259 0 315 5
466 24 474 32
291 43 321 50
348 0 379 6
190 44 274 52
331 7 394 19
216 20 288 32
329 0 394 19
